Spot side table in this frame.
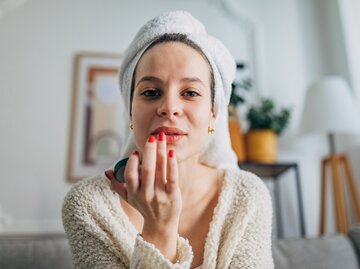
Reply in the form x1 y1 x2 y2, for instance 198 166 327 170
238 162 306 238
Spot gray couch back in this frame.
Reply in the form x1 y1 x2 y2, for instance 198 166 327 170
273 234 359 269
0 234 73 269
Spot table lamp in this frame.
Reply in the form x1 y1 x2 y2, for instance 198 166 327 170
299 75 360 235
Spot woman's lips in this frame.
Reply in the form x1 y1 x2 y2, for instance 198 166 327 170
165 134 185 144
151 126 187 144
151 126 187 136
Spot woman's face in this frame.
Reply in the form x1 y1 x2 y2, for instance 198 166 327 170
131 42 215 162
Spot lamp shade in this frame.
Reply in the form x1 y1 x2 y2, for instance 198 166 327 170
299 76 360 135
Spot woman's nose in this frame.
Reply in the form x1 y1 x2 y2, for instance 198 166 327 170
157 94 182 117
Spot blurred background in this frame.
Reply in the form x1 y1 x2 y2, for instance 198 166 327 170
0 0 360 243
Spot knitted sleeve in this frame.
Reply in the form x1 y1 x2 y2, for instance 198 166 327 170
62 176 194 269
130 234 193 269
62 191 129 268
229 177 274 268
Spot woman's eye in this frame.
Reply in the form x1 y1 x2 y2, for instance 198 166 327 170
141 89 160 97
184 90 200 97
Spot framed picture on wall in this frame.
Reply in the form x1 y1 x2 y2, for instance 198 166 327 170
67 52 127 182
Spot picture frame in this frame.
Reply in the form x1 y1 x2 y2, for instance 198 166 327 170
67 52 126 182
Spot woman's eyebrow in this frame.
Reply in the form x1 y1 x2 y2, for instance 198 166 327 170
136 76 206 87
180 77 206 87
136 76 162 87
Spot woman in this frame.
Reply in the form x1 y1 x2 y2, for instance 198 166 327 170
62 11 273 269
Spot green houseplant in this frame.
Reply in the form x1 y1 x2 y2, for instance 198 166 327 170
246 98 291 163
229 77 252 108
228 77 252 162
247 98 291 135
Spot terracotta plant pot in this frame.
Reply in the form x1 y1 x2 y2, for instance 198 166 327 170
228 115 246 162
246 129 277 163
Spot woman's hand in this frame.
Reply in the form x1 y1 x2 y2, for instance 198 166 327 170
105 132 182 261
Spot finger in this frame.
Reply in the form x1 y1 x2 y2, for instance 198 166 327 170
140 135 157 197
155 132 167 190
105 169 128 201
124 151 140 196
166 149 179 194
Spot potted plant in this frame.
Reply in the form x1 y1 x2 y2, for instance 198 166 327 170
246 98 291 163
228 76 252 162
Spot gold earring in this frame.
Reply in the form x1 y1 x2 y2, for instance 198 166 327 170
129 122 134 130
208 126 215 134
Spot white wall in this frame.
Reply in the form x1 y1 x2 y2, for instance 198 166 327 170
0 0 359 238
338 0 360 98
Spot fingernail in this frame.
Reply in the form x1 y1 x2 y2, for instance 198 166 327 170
158 131 165 141
133 151 139 156
104 170 111 180
148 135 156 143
169 149 174 158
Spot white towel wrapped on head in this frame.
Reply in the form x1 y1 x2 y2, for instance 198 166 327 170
115 10 238 170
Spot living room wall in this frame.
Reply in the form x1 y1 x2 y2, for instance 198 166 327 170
0 0 359 238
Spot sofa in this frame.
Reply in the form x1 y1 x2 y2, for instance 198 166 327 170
0 233 73 269
0 226 359 269
273 225 360 269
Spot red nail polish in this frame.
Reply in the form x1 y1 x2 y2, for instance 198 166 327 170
169 149 174 158
104 171 111 180
158 132 165 141
133 151 139 156
148 135 156 143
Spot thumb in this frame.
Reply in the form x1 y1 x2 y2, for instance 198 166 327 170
105 170 128 201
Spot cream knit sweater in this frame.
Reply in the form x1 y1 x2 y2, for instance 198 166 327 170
62 168 274 269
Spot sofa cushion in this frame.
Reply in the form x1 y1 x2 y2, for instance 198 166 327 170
273 234 359 269
349 225 360 264
0 233 73 269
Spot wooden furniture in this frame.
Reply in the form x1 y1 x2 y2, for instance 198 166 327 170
298 76 360 235
238 162 306 238
320 153 360 235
